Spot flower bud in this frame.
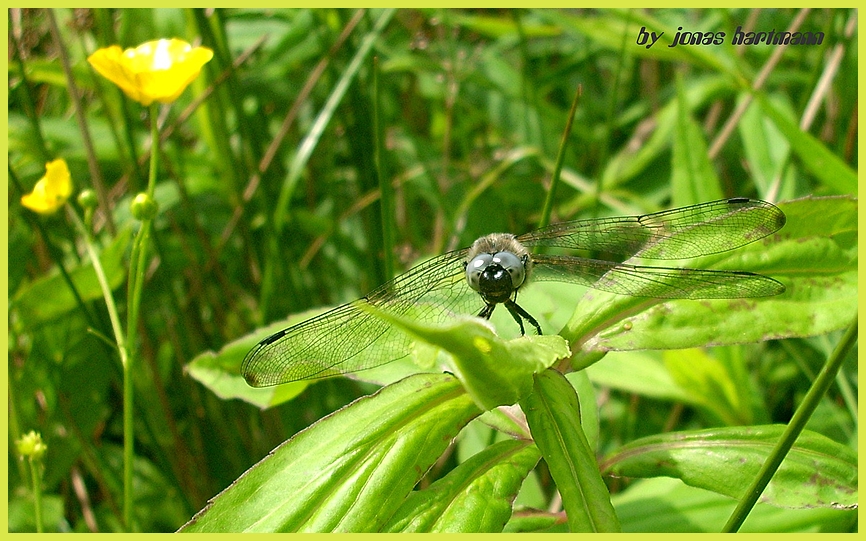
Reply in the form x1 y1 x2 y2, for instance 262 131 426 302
77 189 98 209
131 192 158 220
16 431 47 460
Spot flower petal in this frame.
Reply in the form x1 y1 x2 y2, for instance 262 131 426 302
21 159 73 215
88 45 146 103
88 38 213 105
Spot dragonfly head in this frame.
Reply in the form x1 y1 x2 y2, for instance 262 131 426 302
466 251 527 304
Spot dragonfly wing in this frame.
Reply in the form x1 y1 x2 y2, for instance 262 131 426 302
242 249 482 386
519 198 785 260
242 300 399 386
531 254 784 299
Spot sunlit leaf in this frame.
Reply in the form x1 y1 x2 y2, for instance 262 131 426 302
385 439 540 532
522 369 620 532
180 373 480 532
602 426 857 510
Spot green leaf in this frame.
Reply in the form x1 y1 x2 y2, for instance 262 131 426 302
12 227 132 327
612 477 856 533
755 94 858 195
504 510 563 532
602 426 857 510
599 75 731 189
569 196 857 369
565 370 600 451
180 373 480 532
586 348 769 426
366 304 571 411
385 439 540 532
521 368 621 532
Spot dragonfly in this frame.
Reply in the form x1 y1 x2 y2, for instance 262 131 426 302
243 197 785 387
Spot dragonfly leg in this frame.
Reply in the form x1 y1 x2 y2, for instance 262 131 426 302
478 300 542 335
504 299 542 335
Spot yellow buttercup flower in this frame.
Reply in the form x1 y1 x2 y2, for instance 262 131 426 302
21 159 73 215
87 38 213 106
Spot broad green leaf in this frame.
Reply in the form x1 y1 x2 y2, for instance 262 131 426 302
602 426 857 510
755 94 858 195
366 305 570 411
385 439 540 532
12 227 132 327
569 196 857 369
472 407 532 441
521 368 620 532
565 370 600 452
585 348 768 426
180 373 480 532
612 477 856 533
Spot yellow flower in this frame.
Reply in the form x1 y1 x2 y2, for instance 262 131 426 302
21 159 73 215
87 38 213 106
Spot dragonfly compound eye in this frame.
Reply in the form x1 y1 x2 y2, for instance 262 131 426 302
466 253 494 292
492 251 526 288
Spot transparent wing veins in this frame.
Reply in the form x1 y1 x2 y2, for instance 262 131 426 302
519 198 785 259
242 249 473 386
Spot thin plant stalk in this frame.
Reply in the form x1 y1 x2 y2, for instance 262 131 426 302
538 85 581 229
29 458 43 532
119 102 161 529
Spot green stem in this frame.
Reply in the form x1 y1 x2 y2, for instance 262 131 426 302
538 85 581 229
118 103 160 530
722 317 858 532
67 208 128 363
28 456 43 533
66 206 130 529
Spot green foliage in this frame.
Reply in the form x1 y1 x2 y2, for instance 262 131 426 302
603 426 857 509
8 7 857 533
522 369 621 532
